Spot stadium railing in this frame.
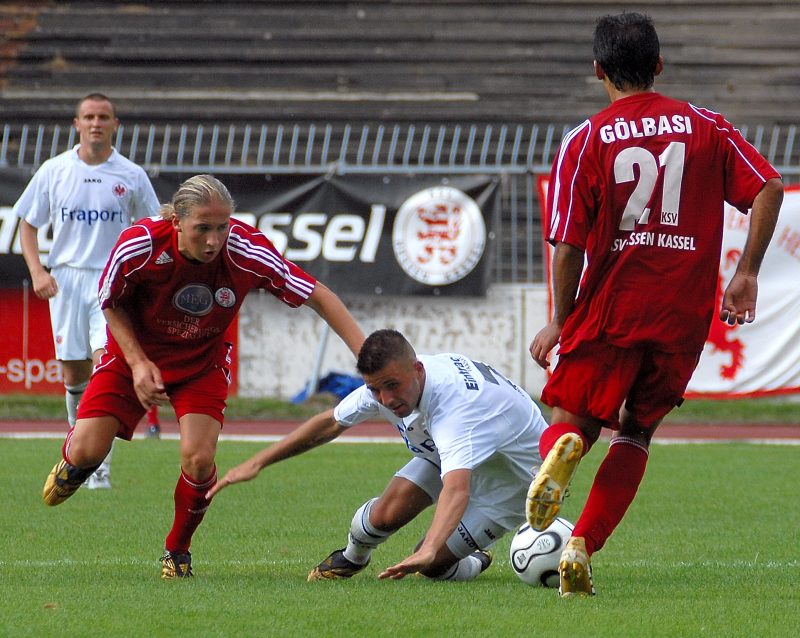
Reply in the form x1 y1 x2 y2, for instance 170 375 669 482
3 121 798 284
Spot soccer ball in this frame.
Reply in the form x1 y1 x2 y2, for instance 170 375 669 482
509 517 574 587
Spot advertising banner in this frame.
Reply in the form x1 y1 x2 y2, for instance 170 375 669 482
2 171 499 295
0 287 61 394
537 176 800 398
1 169 498 394
0 168 41 288
0 285 239 395
686 186 800 397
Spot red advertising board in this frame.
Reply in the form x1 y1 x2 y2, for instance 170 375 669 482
0 288 60 393
0 287 238 395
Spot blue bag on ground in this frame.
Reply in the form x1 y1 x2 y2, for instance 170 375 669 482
291 371 364 404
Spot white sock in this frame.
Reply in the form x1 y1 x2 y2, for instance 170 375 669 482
94 440 114 477
433 554 483 581
65 380 88 427
343 498 392 565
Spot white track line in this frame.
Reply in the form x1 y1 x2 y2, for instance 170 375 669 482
2 432 799 445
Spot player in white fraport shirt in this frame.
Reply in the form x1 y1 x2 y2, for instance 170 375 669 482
14 93 160 489
209 329 549 582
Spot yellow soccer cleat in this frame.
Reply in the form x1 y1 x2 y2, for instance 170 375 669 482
161 550 193 578
307 549 368 581
42 459 95 506
558 536 596 597
526 432 584 531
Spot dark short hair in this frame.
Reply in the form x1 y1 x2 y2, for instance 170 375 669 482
75 92 116 118
593 12 660 91
356 329 416 375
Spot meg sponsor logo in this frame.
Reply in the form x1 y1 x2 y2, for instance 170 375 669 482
173 284 214 316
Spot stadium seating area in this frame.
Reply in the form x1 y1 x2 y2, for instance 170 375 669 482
2 0 799 128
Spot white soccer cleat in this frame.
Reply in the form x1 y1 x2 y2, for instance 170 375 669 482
86 467 112 490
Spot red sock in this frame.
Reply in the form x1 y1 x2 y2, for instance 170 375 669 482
539 422 591 460
146 406 159 425
573 437 649 555
62 427 76 465
165 467 217 553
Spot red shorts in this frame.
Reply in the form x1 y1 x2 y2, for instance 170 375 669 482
541 341 700 429
77 354 230 439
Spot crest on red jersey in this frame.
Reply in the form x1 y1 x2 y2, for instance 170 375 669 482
215 287 236 308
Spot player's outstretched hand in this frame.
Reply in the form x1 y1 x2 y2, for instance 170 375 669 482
378 547 436 580
206 459 261 499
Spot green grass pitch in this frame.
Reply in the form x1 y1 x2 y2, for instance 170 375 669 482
1 437 798 637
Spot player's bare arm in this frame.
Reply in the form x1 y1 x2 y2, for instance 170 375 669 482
378 468 471 580
304 282 365 358
18 220 58 299
207 409 347 498
103 305 168 409
530 242 584 368
720 177 783 325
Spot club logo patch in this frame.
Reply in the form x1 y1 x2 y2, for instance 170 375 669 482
112 182 128 198
215 287 236 308
173 284 214 316
392 186 486 285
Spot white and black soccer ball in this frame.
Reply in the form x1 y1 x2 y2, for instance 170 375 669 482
509 517 574 587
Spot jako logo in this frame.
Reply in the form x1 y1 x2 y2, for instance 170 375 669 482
392 186 486 285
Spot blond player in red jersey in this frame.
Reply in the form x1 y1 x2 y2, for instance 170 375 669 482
42 174 364 579
526 13 783 596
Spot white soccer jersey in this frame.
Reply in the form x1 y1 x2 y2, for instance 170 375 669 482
334 353 548 528
13 146 160 269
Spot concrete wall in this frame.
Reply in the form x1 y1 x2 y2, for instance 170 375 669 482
237 283 550 401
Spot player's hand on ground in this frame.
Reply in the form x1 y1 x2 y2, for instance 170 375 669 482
130 360 169 409
529 321 562 369
720 272 757 325
378 547 436 580
206 460 261 499
31 270 58 299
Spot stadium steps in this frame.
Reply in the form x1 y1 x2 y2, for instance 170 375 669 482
2 1 800 127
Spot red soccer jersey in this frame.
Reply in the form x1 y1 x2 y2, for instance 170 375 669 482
547 92 780 353
98 217 316 383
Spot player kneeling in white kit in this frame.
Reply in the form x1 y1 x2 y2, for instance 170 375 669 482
208 329 548 581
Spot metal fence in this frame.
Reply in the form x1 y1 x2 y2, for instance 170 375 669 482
4 121 799 283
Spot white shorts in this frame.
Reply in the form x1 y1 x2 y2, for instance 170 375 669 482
395 456 529 559
48 265 106 361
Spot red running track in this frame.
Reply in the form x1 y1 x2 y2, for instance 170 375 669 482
2 419 799 442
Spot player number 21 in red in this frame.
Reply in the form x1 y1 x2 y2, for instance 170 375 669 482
614 141 685 231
